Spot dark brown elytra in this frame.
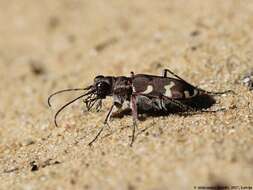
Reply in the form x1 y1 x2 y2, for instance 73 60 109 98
48 69 234 146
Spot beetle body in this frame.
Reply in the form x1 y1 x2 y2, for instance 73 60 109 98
48 69 233 146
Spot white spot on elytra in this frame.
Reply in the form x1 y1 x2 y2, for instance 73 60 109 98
142 85 153 94
184 91 190 98
164 82 175 97
184 89 198 98
132 86 136 93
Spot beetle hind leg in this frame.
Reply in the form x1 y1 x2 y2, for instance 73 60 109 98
199 89 235 96
163 69 184 80
161 96 195 112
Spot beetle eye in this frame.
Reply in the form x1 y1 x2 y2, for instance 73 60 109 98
97 82 110 98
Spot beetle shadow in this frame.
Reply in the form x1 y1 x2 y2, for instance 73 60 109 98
107 94 219 145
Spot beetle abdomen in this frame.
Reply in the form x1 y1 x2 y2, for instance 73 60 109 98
132 74 199 99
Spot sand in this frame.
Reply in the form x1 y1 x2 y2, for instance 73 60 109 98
0 0 253 189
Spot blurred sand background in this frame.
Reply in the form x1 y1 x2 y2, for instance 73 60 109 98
0 0 253 189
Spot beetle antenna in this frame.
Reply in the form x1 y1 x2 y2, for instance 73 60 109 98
53 90 94 127
48 86 92 107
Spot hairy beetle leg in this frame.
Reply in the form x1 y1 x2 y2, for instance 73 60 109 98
163 69 186 82
88 105 114 146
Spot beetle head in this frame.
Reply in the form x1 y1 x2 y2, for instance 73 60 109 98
93 75 114 99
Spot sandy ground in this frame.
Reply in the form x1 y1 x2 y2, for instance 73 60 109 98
0 0 253 189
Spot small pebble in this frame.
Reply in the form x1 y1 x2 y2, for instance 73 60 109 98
22 139 35 146
30 161 39 172
241 70 253 90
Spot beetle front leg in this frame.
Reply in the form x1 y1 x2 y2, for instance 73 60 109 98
88 104 114 146
130 94 138 147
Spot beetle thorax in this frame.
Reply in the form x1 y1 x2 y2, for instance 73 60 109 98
112 77 132 107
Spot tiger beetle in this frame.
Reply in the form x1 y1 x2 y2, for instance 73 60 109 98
48 69 234 146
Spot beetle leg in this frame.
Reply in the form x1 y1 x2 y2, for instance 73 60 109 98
163 69 191 84
160 98 168 111
88 104 114 146
130 71 135 78
161 95 195 112
130 94 138 147
95 99 102 112
199 89 235 96
136 93 195 112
